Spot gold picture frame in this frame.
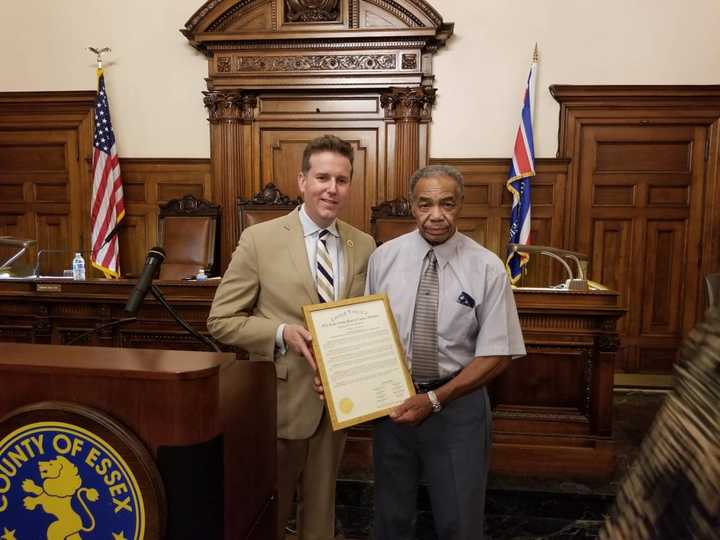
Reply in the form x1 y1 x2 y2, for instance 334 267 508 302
303 293 415 430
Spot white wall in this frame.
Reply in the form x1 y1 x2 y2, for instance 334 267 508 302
2 0 719 159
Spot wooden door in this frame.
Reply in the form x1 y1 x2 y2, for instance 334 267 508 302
0 129 83 275
576 124 707 373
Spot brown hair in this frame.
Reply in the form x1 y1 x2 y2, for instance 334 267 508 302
301 135 354 175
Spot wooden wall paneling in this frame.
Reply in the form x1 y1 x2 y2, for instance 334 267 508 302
552 85 720 375
0 117 89 275
118 159 212 276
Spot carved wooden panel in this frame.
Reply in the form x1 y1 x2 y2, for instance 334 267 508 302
118 159 212 276
0 126 85 276
553 85 720 376
577 125 705 374
186 1 451 269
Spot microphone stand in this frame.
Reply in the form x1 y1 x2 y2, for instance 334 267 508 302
150 284 221 352
65 287 220 353
66 317 137 346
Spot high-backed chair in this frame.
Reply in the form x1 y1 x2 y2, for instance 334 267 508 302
706 272 720 307
237 183 301 234
370 198 416 245
158 195 220 280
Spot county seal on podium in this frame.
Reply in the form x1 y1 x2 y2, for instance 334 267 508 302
0 402 164 540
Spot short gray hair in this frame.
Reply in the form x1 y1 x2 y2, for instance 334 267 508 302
409 164 464 199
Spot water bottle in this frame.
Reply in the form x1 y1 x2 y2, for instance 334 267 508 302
72 252 86 280
195 268 208 281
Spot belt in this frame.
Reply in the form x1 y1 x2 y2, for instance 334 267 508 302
413 373 457 392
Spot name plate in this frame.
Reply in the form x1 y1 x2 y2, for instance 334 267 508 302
36 283 61 292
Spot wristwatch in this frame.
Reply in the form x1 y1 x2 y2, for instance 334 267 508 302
426 390 442 413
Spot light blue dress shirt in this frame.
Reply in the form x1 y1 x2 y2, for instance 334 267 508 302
366 229 526 377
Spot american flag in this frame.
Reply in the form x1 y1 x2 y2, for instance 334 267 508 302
90 68 125 278
506 52 537 284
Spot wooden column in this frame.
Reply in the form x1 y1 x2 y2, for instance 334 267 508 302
381 87 436 198
203 91 256 271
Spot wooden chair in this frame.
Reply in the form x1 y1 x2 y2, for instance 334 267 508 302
370 198 416 245
236 183 301 234
158 195 220 280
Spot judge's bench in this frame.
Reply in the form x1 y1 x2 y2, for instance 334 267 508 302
0 273 623 482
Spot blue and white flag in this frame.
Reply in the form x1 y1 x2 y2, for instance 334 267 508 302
506 52 537 283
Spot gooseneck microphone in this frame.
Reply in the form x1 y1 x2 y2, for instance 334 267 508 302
124 246 166 316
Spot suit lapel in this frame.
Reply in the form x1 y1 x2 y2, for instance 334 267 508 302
338 220 355 299
283 210 319 304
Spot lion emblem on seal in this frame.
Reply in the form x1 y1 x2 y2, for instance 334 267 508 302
22 455 99 540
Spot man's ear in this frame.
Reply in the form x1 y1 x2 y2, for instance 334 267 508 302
297 171 306 192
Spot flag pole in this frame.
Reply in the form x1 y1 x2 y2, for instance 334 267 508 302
505 44 539 284
87 47 125 279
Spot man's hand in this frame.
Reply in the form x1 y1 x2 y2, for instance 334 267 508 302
389 394 433 425
313 374 325 401
283 324 316 370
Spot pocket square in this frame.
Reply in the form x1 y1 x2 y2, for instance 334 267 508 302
457 291 475 308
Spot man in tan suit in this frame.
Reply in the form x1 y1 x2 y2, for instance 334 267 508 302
208 135 375 540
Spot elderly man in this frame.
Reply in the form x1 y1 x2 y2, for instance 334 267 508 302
208 135 375 540
365 164 526 540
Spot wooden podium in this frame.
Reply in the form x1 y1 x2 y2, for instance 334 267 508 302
0 343 276 539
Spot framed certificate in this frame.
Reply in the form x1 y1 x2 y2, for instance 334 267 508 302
303 294 415 430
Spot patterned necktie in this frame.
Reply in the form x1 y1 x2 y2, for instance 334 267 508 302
411 249 439 381
316 229 334 303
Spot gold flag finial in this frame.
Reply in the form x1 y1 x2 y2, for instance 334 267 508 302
533 43 539 63
88 47 111 70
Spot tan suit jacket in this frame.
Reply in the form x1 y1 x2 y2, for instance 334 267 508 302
208 209 375 439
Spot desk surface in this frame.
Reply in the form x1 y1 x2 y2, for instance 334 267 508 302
0 342 235 380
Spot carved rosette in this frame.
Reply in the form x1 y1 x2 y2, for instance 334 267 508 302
285 0 340 22
596 333 620 352
203 91 257 124
239 183 302 206
381 86 437 123
371 197 412 219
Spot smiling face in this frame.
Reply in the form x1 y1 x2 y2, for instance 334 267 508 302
298 150 352 228
411 174 463 245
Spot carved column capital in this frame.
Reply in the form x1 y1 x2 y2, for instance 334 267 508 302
203 90 257 124
381 86 437 122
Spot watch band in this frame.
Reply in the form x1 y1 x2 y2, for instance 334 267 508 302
427 390 442 413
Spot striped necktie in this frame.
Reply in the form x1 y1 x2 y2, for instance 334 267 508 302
316 229 334 303
411 249 439 381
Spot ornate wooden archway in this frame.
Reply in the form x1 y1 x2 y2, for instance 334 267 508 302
182 0 453 269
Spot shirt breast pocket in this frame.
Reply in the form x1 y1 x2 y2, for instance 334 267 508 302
440 297 478 341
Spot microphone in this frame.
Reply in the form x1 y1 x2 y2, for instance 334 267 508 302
124 246 165 316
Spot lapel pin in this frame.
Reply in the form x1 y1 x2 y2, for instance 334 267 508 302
346 239 354 248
